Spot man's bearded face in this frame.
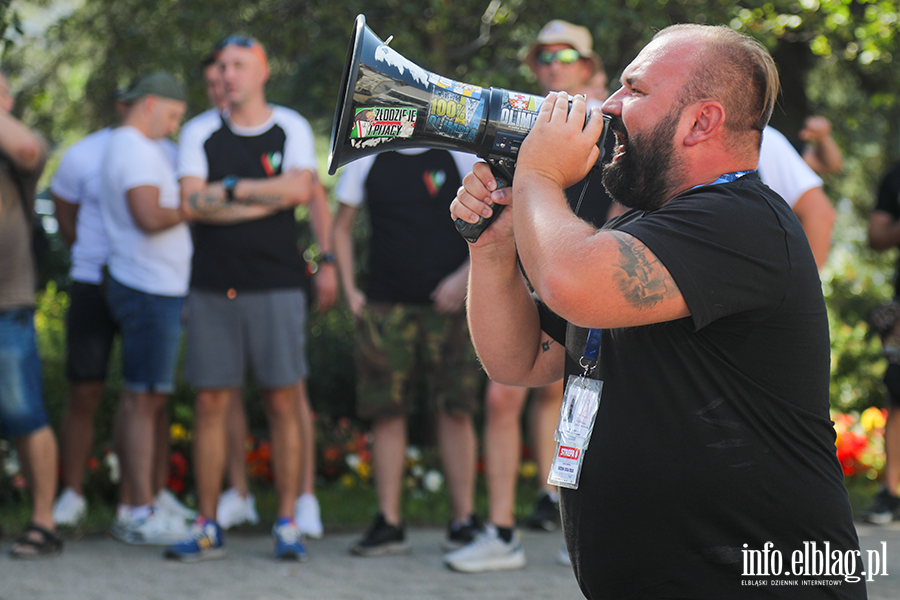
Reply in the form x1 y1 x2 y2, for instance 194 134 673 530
601 109 683 212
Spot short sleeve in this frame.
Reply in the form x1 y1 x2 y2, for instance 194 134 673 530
874 165 900 218
276 108 318 172
177 117 211 181
617 177 801 331
334 155 377 208
50 144 85 204
757 126 822 207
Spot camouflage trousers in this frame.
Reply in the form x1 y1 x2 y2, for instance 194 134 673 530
354 301 483 420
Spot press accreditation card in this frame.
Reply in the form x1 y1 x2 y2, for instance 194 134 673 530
548 375 602 489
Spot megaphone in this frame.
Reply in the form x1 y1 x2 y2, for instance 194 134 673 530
328 14 609 243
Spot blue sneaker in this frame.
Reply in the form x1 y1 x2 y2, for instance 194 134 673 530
164 518 226 562
273 518 309 562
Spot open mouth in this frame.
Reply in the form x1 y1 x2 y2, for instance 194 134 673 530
612 130 627 161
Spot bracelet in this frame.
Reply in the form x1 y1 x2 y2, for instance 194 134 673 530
319 252 336 264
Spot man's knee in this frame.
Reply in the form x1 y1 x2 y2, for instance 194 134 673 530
195 389 232 419
485 383 528 419
263 386 299 420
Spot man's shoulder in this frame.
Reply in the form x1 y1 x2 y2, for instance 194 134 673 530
180 110 224 144
269 105 312 133
65 127 113 155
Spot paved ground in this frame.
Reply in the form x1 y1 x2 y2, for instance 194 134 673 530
0 522 897 599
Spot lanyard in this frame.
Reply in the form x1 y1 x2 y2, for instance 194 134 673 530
580 170 754 376
692 170 755 189
580 328 602 377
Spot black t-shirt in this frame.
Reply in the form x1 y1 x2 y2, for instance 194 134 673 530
874 163 900 296
540 173 865 599
190 117 306 292
363 150 470 304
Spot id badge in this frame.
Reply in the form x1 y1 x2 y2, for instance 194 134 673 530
548 374 602 490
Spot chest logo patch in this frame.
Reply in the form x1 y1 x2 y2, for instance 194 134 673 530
423 169 446 198
261 151 283 177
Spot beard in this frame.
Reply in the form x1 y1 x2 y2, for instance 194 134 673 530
601 111 683 212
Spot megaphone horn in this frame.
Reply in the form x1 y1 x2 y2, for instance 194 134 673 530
328 14 609 243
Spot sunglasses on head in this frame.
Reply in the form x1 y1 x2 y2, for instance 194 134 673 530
215 35 258 51
537 48 582 66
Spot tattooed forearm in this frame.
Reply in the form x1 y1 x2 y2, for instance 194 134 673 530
541 338 555 353
611 233 676 310
232 193 284 206
187 191 273 222
187 190 226 215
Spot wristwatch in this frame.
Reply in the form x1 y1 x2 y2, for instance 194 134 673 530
222 175 239 202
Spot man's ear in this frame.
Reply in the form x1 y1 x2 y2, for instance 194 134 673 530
683 101 725 147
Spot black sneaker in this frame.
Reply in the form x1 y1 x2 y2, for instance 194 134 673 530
865 488 900 525
351 514 412 556
525 492 560 532
442 514 484 551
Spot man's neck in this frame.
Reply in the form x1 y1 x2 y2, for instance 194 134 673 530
228 94 272 128
121 116 152 139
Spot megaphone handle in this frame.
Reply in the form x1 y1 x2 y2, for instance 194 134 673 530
454 167 511 244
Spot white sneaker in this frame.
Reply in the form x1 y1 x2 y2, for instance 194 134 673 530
111 506 135 542
444 524 527 573
216 488 259 530
154 489 197 521
294 493 323 539
125 511 191 545
53 487 87 526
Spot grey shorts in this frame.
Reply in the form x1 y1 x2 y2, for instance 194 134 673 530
183 288 308 390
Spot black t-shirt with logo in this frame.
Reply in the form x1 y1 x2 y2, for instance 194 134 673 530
362 150 470 304
190 116 306 292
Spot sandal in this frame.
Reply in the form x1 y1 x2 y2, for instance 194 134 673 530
10 523 63 559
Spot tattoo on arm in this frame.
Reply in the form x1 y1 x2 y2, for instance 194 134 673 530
187 191 258 220
541 339 554 353
611 233 677 310
233 193 284 206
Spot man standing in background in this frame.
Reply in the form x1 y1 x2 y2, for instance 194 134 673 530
447 19 617 572
166 35 333 562
0 69 62 558
51 92 195 530
99 72 193 545
333 149 483 558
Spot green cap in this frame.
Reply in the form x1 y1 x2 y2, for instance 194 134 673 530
118 71 186 103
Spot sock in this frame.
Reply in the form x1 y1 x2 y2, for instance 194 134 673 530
451 514 475 530
116 504 131 522
130 504 153 521
276 516 293 528
496 526 514 543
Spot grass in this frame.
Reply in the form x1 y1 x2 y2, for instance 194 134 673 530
0 479 548 538
0 477 884 539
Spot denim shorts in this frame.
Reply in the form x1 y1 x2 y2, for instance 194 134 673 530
105 277 184 394
0 309 49 437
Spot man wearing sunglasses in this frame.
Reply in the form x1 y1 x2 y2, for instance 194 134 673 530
166 35 335 563
446 19 619 573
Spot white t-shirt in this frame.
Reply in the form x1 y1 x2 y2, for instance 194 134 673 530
51 129 178 284
336 148 479 207
177 105 317 181
100 126 192 296
50 128 113 284
757 126 822 208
